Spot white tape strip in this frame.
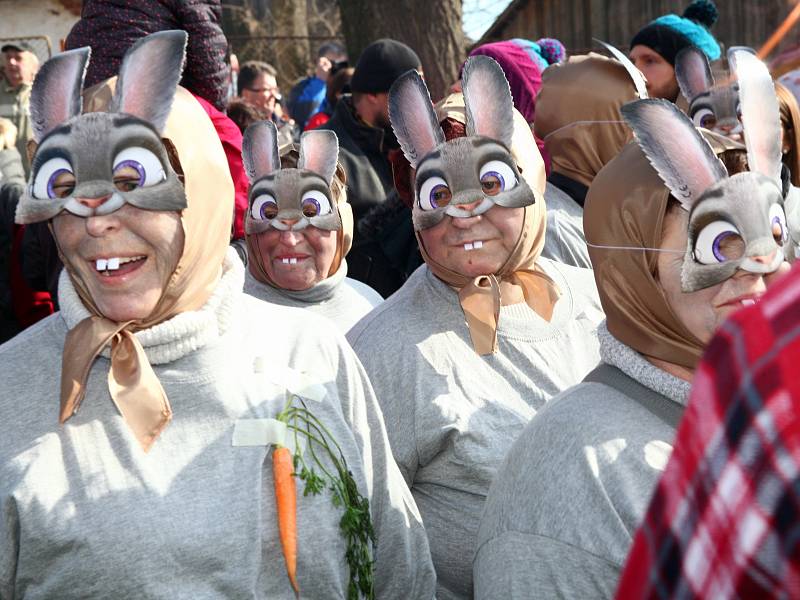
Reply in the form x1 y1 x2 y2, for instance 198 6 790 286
257 363 327 403
232 418 287 447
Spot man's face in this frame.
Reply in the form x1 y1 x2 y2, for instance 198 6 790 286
418 204 524 277
3 49 36 88
242 72 279 114
630 45 680 101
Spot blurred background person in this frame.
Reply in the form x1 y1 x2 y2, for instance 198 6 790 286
287 41 348 131
0 41 38 176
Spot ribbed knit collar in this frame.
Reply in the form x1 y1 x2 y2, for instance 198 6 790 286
598 320 691 405
59 247 244 365
244 259 347 305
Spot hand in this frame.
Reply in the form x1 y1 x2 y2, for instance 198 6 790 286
0 118 17 150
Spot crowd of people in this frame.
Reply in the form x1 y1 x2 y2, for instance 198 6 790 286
2 0 800 598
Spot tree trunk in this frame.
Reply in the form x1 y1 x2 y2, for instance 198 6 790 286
337 0 464 101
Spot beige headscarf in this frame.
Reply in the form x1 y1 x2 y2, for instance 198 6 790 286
246 158 354 290
585 131 745 370
420 93 557 355
58 83 234 451
534 53 637 188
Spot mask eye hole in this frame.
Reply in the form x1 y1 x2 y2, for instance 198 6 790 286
417 176 451 210
694 220 745 264
301 190 332 217
479 160 517 196
692 108 717 130
32 157 75 199
112 147 166 192
769 203 789 245
252 194 278 220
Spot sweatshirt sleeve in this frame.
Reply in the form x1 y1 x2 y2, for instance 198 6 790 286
332 334 435 599
0 495 17 600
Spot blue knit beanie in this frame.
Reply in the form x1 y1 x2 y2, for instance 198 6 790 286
630 0 721 64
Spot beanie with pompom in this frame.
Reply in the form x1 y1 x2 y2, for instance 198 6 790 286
630 0 721 65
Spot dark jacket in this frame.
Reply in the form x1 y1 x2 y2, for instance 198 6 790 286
319 96 416 295
65 0 229 111
0 148 25 341
318 96 396 227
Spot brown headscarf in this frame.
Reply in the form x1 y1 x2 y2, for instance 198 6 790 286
58 83 234 451
420 93 557 355
585 131 745 370
245 158 354 290
776 81 800 187
534 53 637 188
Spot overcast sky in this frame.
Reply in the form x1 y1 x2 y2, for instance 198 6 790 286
462 0 513 41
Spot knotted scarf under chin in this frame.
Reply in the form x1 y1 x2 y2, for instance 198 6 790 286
417 204 560 355
60 317 171 451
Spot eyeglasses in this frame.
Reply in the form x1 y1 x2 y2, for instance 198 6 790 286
246 86 279 94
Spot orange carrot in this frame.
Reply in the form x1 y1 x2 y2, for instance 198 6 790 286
273 445 299 596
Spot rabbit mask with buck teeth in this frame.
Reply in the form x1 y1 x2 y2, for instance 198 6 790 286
241 120 342 234
16 30 188 226
622 50 788 293
388 55 537 232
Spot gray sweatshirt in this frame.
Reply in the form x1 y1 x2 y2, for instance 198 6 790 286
473 322 690 599
0 251 435 600
542 182 591 269
347 258 603 600
244 260 383 334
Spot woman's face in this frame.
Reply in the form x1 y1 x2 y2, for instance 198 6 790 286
656 205 788 344
630 45 680 101
53 204 184 322
250 226 338 290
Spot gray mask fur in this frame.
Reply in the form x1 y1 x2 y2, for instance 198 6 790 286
16 30 189 225
242 120 341 234
622 50 787 292
389 55 536 231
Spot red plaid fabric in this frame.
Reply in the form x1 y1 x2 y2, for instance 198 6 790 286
616 262 800 600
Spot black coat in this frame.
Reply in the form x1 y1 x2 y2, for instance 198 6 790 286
0 148 25 342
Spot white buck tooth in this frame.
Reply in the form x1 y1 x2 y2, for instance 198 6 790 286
96 258 108 271
107 258 120 270
281 258 290 265
290 258 298 265
464 242 474 251
741 298 756 306
473 240 483 249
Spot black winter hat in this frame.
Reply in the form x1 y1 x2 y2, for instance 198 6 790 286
350 39 421 94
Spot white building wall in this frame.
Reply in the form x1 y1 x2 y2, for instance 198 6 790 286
0 0 80 61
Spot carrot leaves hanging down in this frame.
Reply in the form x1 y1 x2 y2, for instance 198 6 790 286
274 394 376 600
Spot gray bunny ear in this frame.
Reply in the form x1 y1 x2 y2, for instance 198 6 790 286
110 30 187 134
242 120 281 182
389 69 445 168
735 50 783 182
675 46 714 102
462 55 514 148
30 47 90 142
298 130 339 184
727 46 756 74
621 98 728 210
595 39 648 99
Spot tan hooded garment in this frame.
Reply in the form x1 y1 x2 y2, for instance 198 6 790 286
585 131 745 370
58 83 234 451
421 93 558 355
534 53 637 188
246 160 355 290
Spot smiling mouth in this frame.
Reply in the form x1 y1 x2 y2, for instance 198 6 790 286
720 294 762 309
93 255 146 277
463 241 484 251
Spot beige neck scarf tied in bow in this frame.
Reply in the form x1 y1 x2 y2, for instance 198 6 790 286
56 84 234 451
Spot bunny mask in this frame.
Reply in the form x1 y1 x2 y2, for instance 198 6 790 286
21 31 234 451
17 38 187 224
389 55 559 355
622 50 787 293
242 121 354 288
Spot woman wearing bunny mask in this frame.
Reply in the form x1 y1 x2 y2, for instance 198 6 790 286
473 51 790 599
347 56 603 600
242 122 382 334
0 31 435 599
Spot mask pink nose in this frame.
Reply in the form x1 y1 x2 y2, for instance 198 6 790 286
76 194 112 209
280 217 300 228
457 198 483 212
